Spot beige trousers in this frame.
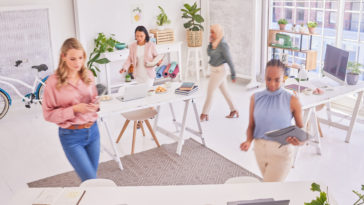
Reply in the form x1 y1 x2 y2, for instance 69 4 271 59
253 139 294 182
202 64 236 114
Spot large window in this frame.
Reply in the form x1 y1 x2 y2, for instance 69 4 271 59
269 0 364 76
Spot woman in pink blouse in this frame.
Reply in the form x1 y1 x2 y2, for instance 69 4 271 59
42 38 100 182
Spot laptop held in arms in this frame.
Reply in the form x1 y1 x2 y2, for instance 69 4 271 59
117 83 149 102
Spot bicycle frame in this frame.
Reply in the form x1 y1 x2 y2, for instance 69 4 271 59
0 74 46 103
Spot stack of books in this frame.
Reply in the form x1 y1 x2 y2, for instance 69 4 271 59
175 82 198 95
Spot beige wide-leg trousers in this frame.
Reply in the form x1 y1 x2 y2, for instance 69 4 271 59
254 139 294 182
202 64 236 114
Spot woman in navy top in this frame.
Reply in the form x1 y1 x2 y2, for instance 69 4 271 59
240 59 304 182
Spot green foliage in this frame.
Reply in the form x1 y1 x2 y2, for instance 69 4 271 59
307 21 318 28
353 185 364 205
87 33 120 77
278 18 288 25
181 2 204 31
348 61 363 75
156 6 171 26
304 183 330 205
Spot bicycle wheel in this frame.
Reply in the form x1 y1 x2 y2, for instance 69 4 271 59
36 76 48 104
0 90 10 119
36 83 45 103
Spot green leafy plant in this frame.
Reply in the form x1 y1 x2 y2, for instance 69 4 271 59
348 61 363 75
156 6 171 26
278 18 288 25
307 21 318 28
353 185 364 205
87 33 120 77
305 183 330 205
181 2 204 31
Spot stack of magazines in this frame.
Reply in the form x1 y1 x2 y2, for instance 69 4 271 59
175 82 199 95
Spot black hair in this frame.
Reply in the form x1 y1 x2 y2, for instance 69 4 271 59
135 25 150 42
265 59 286 74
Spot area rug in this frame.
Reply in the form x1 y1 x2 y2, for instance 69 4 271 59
28 139 260 187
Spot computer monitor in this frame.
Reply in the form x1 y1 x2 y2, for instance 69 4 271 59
323 44 349 85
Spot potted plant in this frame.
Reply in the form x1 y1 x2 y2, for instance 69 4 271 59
300 23 306 33
304 183 330 205
156 6 171 30
181 2 204 47
307 21 318 34
347 61 362 85
278 18 288 30
353 185 364 205
87 33 120 77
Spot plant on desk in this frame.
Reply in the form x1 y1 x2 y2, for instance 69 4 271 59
353 185 364 205
305 183 330 205
87 33 120 77
156 6 171 30
307 21 318 34
347 61 363 85
278 18 288 30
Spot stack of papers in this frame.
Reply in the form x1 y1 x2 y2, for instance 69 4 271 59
175 85 198 95
227 198 290 205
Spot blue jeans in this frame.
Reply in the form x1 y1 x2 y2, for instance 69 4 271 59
59 122 100 182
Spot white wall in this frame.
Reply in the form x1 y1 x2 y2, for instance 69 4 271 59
0 0 76 69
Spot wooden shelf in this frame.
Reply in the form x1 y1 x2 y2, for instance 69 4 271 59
268 45 310 53
268 29 318 71
269 29 319 36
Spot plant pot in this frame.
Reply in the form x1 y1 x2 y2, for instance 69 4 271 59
308 27 315 34
279 24 286 30
346 73 359 85
186 30 203 47
157 25 165 30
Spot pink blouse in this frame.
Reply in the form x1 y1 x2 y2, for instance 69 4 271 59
42 71 98 128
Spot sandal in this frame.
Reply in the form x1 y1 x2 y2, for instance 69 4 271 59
226 110 239 118
200 114 209 122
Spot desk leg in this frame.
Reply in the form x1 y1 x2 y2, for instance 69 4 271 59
153 105 161 131
292 109 312 168
176 100 190 155
311 109 322 155
192 99 205 146
345 91 363 143
169 103 179 132
100 117 124 170
326 102 332 126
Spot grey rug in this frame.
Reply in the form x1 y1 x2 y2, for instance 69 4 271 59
28 139 260 187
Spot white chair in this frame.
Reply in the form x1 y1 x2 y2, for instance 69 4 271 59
186 47 206 82
80 178 117 187
224 176 261 184
116 108 160 154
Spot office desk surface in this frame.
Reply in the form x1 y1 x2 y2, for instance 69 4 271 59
11 181 337 205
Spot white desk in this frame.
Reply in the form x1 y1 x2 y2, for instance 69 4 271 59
98 82 205 170
286 81 364 156
10 181 337 205
102 42 183 94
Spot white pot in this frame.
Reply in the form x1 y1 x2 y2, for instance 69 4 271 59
157 25 165 30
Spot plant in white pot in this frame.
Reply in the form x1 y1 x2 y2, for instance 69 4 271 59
278 18 288 30
347 61 362 85
181 2 204 47
156 6 170 30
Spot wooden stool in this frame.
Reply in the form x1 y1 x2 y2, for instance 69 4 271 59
116 108 160 154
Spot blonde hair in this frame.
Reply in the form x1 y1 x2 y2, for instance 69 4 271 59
56 38 91 88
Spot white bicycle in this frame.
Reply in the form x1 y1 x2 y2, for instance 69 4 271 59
0 64 49 119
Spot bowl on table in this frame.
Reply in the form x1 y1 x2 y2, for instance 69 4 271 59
115 43 127 50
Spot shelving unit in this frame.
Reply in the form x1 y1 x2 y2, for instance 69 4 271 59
268 29 318 71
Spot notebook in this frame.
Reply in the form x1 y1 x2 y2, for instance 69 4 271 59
284 84 307 92
179 82 195 91
265 125 311 147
